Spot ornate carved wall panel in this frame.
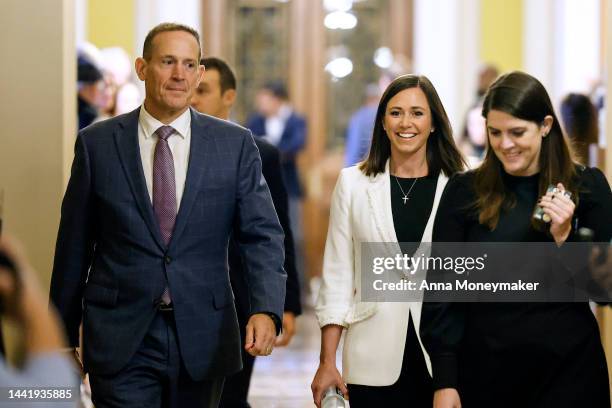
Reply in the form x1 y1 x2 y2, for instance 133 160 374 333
233 1 291 123
325 0 387 149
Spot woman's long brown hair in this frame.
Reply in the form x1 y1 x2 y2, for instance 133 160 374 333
359 74 465 178
476 71 577 230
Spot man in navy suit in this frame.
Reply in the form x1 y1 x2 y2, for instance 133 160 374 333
246 82 307 291
245 82 306 201
191 57 301 408
50 23 286 408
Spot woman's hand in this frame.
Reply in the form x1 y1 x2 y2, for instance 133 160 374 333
538 183 575 245
311 361 347 408
434 388 462 408
274 312 296 347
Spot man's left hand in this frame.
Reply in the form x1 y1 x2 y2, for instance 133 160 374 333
245 313 276 357
275 312 296 347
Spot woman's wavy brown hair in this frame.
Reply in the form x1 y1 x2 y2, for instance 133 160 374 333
476 71 577 230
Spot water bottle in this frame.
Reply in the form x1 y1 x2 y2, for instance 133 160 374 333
321 386 346 408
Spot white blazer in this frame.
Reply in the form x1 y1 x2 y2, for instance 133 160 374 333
315 161 448 386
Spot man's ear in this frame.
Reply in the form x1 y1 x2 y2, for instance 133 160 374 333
223 89 236 109
135 57 147 81
195 64 205 88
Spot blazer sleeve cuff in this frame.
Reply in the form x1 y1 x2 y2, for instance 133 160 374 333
316 312 348 329
284 302 303 316
431 353 459 390
251 311 283 335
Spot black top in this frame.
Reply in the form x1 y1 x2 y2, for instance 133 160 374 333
390 172 437 245
420 166 612 406
388 172 438 405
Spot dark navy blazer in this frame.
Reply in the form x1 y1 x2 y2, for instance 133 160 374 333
229 138 301 319
50 107 286 381
245 111 306 198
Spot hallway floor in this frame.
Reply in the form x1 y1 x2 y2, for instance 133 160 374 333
248 310 334 408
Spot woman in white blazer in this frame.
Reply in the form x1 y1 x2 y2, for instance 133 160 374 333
311 75 465 407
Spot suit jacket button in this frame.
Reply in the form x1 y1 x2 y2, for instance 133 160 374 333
164 256 172 264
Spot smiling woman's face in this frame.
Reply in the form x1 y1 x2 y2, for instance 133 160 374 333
383 87 433 164
486 109 551 176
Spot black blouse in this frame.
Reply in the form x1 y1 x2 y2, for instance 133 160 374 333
390 172 437 245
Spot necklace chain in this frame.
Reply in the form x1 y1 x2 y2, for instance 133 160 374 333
393 176 419 204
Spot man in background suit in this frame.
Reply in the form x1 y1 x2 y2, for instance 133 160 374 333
245 82 306 203
246 82 307 296
50 23 286 408
191 57 301 408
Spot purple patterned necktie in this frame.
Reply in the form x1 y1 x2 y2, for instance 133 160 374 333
153 125 176 304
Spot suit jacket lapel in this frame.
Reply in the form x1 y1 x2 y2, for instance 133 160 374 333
168 109 211 249
366 162 449 244
114 107 165 250
366 160 399 244
420 173 448 243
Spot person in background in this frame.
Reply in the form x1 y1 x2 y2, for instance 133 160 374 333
0 235 78 408
560 93 599 167
245 82 307 262
191 56 302 408
311 74 465 407
344 83 380 167
459 64 499 161
100 47 142 117
77 54 105 130
421 71 611 408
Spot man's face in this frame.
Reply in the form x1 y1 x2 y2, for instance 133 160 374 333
255 89 282 117
135 30 203 121
78 80 106 109
191 69 233 119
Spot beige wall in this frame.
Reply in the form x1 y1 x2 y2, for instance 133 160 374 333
0 0 75 291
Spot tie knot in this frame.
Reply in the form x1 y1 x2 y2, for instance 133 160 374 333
155 126 175 141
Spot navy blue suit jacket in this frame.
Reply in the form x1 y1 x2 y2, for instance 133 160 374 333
50 107 286 380
245 111 306 197
229 139 301 319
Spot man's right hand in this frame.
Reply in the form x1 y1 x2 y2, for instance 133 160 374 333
311 361 347 408
434 388 462 408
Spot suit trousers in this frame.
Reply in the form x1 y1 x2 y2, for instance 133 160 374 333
219 295 255 408
218 337 255 407
89 311 224 408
